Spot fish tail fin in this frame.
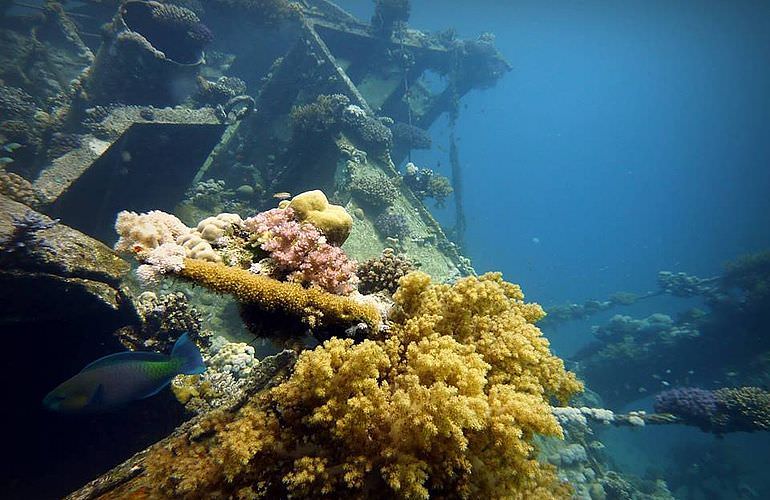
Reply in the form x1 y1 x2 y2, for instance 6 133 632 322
171 333 206 375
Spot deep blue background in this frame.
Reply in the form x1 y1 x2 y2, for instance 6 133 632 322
337 0 770 309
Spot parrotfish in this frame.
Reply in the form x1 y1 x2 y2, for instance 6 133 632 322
43 333 206 413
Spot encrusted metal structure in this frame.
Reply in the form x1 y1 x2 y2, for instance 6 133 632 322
3 0 509 279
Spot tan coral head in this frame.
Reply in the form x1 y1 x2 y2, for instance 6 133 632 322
288 190 353 245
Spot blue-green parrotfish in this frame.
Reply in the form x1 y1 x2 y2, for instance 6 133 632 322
43 333 206 413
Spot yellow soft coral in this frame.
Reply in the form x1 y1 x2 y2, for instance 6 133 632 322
177 258 380 330
142 271 582 499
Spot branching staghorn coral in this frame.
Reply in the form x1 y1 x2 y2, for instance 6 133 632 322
141 271 582 499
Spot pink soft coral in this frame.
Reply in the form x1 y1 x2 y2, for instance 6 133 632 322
244 208 357 295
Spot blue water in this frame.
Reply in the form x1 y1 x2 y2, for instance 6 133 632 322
341 0 770 306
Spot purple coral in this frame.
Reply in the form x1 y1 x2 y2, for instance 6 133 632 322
375 210 410 239
243 208 357 295
654 387 717 428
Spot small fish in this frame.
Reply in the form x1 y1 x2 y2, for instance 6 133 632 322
43 333 205 413
3 142 22 152
0 157 14 165
273 191 291 200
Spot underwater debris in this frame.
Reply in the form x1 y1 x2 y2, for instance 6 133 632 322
84 0 213 105
215 95 256 124
371 0 411 37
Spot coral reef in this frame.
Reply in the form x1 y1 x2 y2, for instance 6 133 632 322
653 387 717 431
0 211 59 258
341 104 393 151
142 271 582 498
0 170 41 207
0 85 37 122
195 76 248 106
244 206 357 294
117 291 207 353
287 190 353 245
655 386 770 433
390 122 432 150
46 132 83 160
196 213 243 241
657 271 719 298
178 258 379 330
114 210 231 266
350 168 400 208
124 0 213 61
712 387 770 432
172 336 262 413
357 248 416 294
208 0 300 23
0 85 46 166
375 208 411 239
290 95 392 152
591 313 680 342
114 210 190 255
290 94 350 137
402 163 453 207
186 178 227 211
722 250 770 305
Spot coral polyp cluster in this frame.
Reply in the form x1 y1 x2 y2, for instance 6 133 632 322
141 271 582 498
179 258 379 330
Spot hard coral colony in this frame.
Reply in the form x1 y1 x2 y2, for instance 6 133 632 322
112 192 582 498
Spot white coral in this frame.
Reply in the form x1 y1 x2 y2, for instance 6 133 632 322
208 340 257 379
114 210 190 254
196 213 243 241
135 243 187 285
177 232 221 262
